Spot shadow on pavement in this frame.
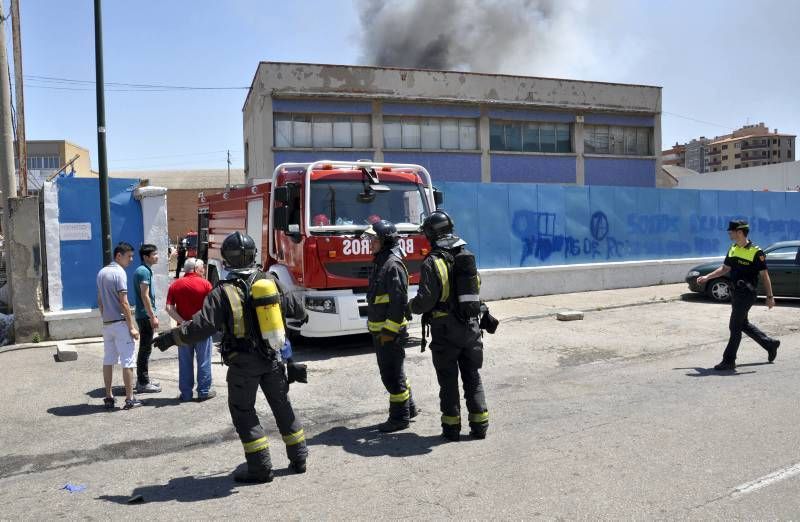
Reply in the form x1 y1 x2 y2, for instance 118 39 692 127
680 292 800 308
97 474 242 504
0 429 238 479
307 424 444 457
673 367 757 377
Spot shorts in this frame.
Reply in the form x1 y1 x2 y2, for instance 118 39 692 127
102 321 137 368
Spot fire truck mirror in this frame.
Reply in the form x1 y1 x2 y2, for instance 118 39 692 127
274 186 289 203
274 206 290 231
433 188 444 207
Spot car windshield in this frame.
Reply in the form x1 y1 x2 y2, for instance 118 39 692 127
765 245 799 260
309 180 429 231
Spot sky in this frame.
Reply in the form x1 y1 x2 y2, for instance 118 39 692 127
13 0 800 172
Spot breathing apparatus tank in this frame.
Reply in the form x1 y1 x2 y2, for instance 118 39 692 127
251 278 285 350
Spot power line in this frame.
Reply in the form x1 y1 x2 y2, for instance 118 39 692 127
662 111 733 130
110 149 240 162
24 74 249 91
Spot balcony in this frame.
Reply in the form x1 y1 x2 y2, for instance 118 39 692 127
707 159 721 166
706 149 721 156
740 142 769 150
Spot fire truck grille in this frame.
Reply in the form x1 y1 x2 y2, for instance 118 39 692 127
325 260 422 280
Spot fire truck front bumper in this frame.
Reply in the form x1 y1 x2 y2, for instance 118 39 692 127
292 287 419 338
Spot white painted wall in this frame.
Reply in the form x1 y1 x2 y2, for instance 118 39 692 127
677 161 800 191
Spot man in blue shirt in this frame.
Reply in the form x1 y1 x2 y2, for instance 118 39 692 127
134 244 162 393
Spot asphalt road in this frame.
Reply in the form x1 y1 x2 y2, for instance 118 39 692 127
1 286 799 519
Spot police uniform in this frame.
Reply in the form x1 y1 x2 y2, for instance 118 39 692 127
367 242 417 431
162 266 308 482
719 241 780 366
409 237 489 441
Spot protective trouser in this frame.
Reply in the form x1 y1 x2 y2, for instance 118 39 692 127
722 287 776 363
373 334 416 422
429 316 488 435
136 318 154 385
226 350 308 471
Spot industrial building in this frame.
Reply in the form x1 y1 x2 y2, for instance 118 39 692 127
243 62 662 187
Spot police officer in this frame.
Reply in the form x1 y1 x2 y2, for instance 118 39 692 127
408 211 489 441
697 220 780 371
365 220 418 432
154 232 308 483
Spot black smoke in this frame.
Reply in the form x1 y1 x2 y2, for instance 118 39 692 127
358 0 556 72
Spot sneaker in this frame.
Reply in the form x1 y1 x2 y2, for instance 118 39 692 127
196 390 217 402
136 382 162 393
103 397 116 410
713 361 736 371
767 340 780 363
123 397 143 410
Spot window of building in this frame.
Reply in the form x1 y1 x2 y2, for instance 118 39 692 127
584 124 651 156
722 144 728 150
761 139 767 145
722 166 728 170
274 113 372 148
490 120 571 153
26 155 60 170
762 151 767 157
244 141 249 174
735 153 741 158
735 142 741 149
722 155 728 160
385 116 478 150
773 150 778 156
735 164 741 169
773 139 778 144
788 150 792 159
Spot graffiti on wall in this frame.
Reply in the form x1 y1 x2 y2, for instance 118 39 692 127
512 209 800 267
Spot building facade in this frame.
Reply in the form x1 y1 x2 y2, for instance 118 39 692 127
661 143 686 167
16 140 92 191
705 123 795 173
684 137 710 173
243 62 662 187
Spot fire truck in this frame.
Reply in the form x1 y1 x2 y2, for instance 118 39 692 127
197 160 442 337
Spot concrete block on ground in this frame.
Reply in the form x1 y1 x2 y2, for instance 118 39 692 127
55 341 78 362
556 310 584 321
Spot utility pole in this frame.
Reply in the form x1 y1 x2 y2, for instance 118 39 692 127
0 0 17 302
226 149 231 189
10 0 25 196
94 0 112 265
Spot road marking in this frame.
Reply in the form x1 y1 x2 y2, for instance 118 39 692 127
731 462 800 497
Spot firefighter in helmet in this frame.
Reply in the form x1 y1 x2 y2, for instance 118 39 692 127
408 210 489 441
154 231 309 483
365 220 418 432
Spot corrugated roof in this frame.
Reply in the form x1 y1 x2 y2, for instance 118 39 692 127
109 169 245 190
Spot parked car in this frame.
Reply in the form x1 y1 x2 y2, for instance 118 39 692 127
685 240 800 301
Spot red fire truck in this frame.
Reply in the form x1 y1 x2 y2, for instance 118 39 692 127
197 160 441 337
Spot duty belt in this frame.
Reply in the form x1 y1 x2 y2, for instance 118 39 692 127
735 280 756 292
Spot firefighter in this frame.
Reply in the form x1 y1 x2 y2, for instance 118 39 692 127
365 220 418 432
409 211 489 441
153 232 309 483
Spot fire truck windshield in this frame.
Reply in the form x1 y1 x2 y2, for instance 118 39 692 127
309 180 428 232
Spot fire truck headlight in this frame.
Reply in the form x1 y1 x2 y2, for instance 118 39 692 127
305 296 337 314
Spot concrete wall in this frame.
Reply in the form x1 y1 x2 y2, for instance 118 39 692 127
8 196 47 342
677 161 800 191
244 62 662 187
479 257 716 301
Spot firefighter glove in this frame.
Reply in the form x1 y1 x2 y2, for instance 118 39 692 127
153 332 177 352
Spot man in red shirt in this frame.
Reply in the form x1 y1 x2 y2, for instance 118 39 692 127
166 258 215 401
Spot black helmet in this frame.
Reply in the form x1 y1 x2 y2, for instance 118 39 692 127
421 210 454 241
221 231 257 269
363 219 399 247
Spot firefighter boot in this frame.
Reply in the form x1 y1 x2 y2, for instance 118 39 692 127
469 422 488 439
290 458 307 474
441 424 461 442
234 449 273 484
378 417 410 433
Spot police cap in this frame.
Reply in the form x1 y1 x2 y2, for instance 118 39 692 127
727 220 749 231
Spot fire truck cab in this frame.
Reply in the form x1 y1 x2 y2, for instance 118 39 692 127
198 160 441 337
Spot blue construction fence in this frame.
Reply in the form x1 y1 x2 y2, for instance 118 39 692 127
56 177 143 309
437 182 800 269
